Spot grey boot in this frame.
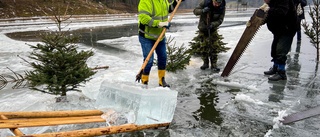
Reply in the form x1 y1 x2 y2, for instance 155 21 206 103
200 57 209 70
268 70 287 81
264 65 278 75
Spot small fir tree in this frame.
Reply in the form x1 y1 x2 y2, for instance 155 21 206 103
189 30 229 57
25 1 95 99
166 37 191 73
302 0 320 62
25 31 95 97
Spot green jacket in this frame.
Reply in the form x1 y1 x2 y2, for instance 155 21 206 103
138 0 175 40
193 0 226 33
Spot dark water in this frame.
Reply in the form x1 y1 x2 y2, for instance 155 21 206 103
5 24 139 53
76 24 137 51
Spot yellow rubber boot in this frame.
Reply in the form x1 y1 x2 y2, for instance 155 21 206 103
158 70 170 87
141 74 149 85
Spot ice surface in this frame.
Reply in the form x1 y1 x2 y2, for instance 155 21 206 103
1 10 319 136
96 80 178 125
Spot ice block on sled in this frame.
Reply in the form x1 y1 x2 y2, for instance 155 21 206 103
95 80 178 125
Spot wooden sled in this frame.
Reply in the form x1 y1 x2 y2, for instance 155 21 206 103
0 110 170 137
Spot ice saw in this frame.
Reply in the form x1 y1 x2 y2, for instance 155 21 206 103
221 6 268 77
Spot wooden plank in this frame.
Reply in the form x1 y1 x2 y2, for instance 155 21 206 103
282 105 320 124
0 110 103 118
0 114 24 136
0 115 102 123
0 116 106 128
16 123 170 137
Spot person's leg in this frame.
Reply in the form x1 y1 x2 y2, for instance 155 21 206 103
297 18 302 41
297 30 301 41
275 34 294 67
155 38 170 87
264 35 279 75
209 53 220 72
209 30 221 72
200 55 209 70
268 34 294 81
139 35 155 84
156 38 167 70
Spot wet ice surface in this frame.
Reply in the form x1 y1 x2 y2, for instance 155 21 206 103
0 9 320 136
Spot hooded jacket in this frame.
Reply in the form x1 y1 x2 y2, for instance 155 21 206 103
266 0 298 35
193 0 226 33
138 0 176 40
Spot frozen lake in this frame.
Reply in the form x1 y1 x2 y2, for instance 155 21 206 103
0 8 320 137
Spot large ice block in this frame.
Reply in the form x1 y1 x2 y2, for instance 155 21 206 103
95 80 178 125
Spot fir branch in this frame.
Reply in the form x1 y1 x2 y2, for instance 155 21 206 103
91 66 109 70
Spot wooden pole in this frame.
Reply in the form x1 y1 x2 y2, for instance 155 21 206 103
0 110 103 118
16 123 170 137
0 115 24 136
0 116 106 128
0 115 103 123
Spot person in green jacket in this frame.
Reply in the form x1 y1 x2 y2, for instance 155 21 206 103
137 0 182 87
192 0 228 71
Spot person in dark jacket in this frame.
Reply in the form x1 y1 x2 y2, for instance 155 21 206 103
192 0 228 71
262 0 299 81
295 0 307 42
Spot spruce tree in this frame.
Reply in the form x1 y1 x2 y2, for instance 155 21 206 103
189 30 229 57
25 31 95 97
24 1 96 99
302 0 320 62
166 38 191 73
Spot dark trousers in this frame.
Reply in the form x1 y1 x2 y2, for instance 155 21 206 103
296 18 302 40
271 34 294 65
139 35 167 74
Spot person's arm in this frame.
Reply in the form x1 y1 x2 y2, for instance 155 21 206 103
193 0 206 16
138 0 160 27
210 8 225 28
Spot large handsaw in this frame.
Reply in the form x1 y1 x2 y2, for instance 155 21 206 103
221 5 268 77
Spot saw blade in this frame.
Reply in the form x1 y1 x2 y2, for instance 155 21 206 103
221 9 267 77
282 105 320 124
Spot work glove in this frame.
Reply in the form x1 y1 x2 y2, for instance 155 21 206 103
202 7 210 13
158 21 171 29
259 3 269 12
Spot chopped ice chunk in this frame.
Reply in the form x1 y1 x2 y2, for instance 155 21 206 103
96 80 178 125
